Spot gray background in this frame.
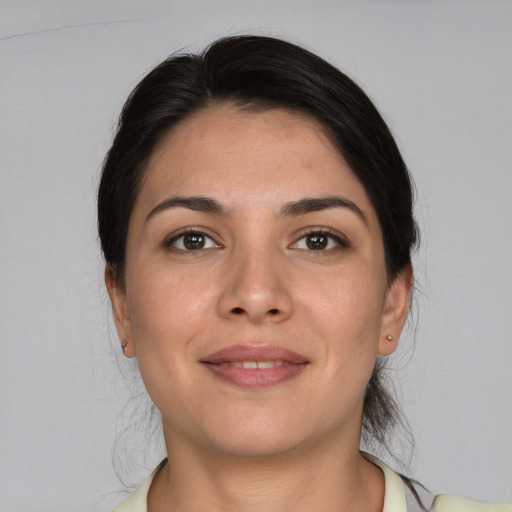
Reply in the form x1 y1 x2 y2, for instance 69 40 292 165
1 1 511 510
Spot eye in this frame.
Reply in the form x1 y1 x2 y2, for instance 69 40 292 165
293 230 347 251
167 231 219 251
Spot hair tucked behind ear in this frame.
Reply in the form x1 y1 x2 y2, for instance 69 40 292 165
362 359 412 459
99 34 418 469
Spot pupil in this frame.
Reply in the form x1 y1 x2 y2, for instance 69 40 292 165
184 233 204 250
307 234 327 250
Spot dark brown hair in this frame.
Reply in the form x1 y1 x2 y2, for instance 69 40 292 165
98 35 418 449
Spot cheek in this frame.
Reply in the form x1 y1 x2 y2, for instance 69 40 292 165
298 264 387 403
124 268 223 395
127 269 213 336
300 265 386 343
124 276 204 409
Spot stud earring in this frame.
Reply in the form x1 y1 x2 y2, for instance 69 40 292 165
385 335 394 341
121 340 128 352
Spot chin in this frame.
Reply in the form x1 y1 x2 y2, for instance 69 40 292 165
209 431 305 460
195 410 323 460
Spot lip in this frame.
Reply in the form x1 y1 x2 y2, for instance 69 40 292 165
199 344 309 389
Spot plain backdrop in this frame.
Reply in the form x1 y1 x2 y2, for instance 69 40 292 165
1 1 511 510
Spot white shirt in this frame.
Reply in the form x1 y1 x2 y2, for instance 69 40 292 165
113 455 512 512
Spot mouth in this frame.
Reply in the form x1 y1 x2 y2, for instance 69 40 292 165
230 360 285 369
199 345 309 389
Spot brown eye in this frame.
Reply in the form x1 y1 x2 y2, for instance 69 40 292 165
293 231 347 252
168 231 218 251
306 234 328 250
183 233 206 250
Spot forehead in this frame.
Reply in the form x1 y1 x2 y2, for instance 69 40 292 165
149 105 338 170
136 105 376 223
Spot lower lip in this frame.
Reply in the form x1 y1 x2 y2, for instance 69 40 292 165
201 362 308 389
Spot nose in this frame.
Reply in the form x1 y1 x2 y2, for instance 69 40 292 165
217 247 294 324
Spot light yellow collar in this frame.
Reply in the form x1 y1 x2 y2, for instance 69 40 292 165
114 455 409 512
363 453 408 512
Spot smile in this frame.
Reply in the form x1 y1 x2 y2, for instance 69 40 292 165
200 345 309 389
229 361 284 369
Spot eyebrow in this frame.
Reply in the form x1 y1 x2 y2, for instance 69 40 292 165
146 196 229 222
280 196 368 225
146 194 367 225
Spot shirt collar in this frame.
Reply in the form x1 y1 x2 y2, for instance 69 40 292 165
363 453 408 512
116 455 409 512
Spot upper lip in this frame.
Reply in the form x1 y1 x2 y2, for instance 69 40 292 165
200 345 309 364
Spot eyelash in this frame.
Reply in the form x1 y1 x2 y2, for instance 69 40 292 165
292 228 349 253
165 228 220 253
165 227 349 255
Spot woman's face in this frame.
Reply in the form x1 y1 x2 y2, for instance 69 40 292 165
107 106 411 458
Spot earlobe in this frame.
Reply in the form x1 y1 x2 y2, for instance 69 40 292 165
105 266 136 358
378 264 413 356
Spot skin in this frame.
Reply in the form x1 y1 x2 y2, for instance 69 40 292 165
107 105 412 512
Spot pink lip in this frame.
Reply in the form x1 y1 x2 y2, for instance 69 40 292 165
200 345 309 389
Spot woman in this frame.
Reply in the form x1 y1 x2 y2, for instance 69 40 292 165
98 35 510 512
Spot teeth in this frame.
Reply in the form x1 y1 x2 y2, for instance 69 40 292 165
231 361 284 369
256 361 275 369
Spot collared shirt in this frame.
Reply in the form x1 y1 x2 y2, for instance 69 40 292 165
113 456 512 512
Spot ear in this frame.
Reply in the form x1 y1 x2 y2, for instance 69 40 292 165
105 265 136 358
378 263 413 356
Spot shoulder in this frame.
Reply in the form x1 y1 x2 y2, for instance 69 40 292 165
433 494 512 512
364 452 511 512
114 455 512 512
112 461 165 512
403 471 512 512
112 482 149 512
403 472 512 512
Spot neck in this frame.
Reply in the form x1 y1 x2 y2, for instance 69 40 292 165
148 430 384 512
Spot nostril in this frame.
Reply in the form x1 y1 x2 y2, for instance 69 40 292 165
268 309 279 315
231 307 245 315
